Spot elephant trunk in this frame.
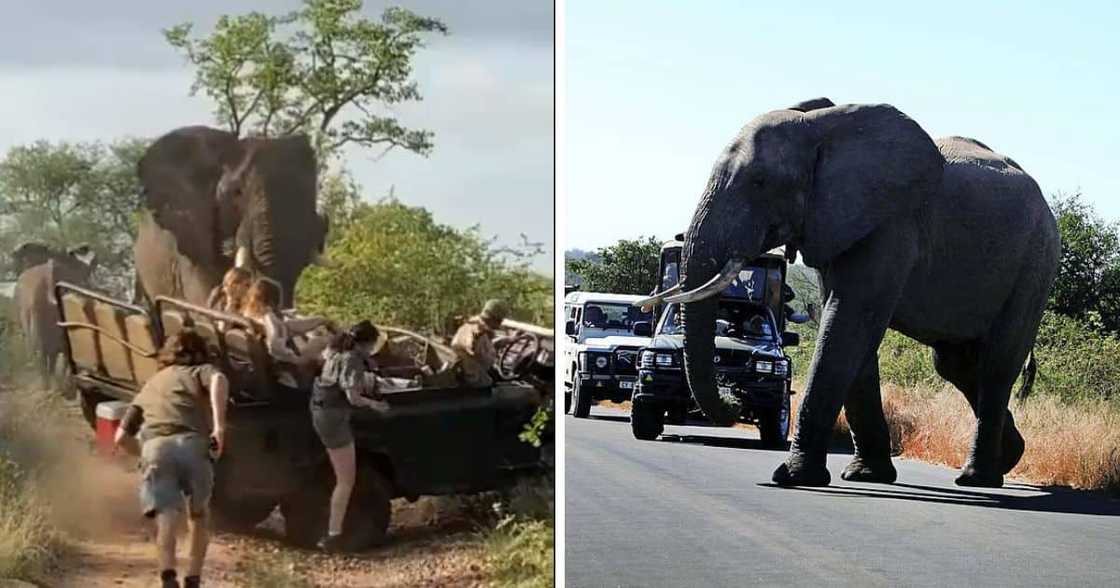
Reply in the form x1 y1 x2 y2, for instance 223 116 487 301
680 192 767 426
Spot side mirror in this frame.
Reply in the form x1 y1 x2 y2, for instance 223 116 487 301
565 320 576 336
781 331 800 347
632 321 652 337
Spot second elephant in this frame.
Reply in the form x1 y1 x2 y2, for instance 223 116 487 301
134 126 328 308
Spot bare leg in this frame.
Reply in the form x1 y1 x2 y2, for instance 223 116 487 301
186 507 210 577
155 510 179 574
326 442 357 535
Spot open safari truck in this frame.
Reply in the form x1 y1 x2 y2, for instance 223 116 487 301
53 283 544 550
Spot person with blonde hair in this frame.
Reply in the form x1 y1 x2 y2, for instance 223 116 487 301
206 267 252 316
241 278 334 365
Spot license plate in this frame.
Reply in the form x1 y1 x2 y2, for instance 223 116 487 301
619 381 634 390
718 386 732 395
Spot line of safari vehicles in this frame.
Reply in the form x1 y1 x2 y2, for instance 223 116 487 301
564 234 808 446
52 282 553 551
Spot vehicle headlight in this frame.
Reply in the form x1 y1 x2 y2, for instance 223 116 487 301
639 351 655 368
755 361 773 374
774 360 789 376
595 355 609 369
655 353 674 367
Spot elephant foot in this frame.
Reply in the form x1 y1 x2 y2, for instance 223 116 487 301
1000 426 1025 475
955 466 1003 488
772 461 831 487
840 456 897 484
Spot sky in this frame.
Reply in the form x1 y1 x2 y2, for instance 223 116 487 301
565 0 1120 250
0 0 554 273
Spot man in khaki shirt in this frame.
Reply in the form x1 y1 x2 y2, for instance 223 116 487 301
451 299 510 387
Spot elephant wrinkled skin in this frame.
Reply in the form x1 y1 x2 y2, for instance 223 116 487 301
134 126 327 308
678 98 1059 489
11 243 96 383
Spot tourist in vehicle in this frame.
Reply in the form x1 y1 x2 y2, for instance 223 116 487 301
451 299 510 387
241 278 334 366
310 320 389 552
112 329 229 588
205 267 251 315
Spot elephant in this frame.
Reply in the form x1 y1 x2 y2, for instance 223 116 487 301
11 242 97 383
669 98 1060 489
133 126 327 309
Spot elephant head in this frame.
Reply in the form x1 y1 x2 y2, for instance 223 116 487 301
11 242 97 283
673 99 944 425
136 127 328 307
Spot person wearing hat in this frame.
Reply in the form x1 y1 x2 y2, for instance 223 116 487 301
451 299 510 387
309 320 389 552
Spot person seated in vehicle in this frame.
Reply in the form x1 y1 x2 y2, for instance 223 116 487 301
451 299 510 387
241 278 334 367
743 314 772 338
206 267 251 316
112 329 229 588
583 305 606 328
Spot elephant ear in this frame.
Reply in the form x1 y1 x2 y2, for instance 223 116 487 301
798 104 944 266
138 126 242 266
11 242 55 274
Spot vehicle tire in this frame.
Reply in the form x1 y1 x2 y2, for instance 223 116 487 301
631 401 664 441
79 389 109 430
281 466 392 551
564 388 572 415
213 498 277 531
758 392 791 448
572 378 592 419
666 405 687 426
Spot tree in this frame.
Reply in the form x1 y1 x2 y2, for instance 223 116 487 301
297 198 551 334
1048 193 1120 332
0 139 147 296
164 0 447 163
565 237 661 295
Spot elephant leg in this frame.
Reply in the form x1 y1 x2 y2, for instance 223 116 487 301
773 228 914 487
932 342 1024 476
955 273 1044 488
840 355 897 483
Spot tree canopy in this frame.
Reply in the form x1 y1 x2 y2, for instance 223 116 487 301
0 139 147 296
297 199 551 334
1048 193 1120 333
164 0 447 162
565 237 661 295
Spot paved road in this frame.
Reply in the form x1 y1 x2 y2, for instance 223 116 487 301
566 407 1120 588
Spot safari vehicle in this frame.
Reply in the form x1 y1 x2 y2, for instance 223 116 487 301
54 283 543 550
562 291 653 418
629 238 799 445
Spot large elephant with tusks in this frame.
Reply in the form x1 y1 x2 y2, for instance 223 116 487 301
668 98 1059 488
134 126 327 308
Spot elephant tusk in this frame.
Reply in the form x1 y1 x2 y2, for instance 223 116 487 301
664 258 745 304
631 283 683 309
234 246 252 269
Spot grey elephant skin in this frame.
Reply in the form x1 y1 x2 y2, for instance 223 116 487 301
134 126 327 308
678 98 1059 488
11 243 96 382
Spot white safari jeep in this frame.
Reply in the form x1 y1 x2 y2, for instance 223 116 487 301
563 291 654 418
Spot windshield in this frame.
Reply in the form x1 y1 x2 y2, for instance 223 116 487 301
658 301 776 342
582 302 651 333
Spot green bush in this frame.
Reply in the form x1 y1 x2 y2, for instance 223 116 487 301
297 199 551 335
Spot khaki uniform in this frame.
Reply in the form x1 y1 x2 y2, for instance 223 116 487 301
451 316 497 387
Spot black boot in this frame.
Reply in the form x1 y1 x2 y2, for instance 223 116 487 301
160 569 179 588
184 575 201 588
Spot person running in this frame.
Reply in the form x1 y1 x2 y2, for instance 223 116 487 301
310 320 388 551
451 299 511 387
113 330 229 588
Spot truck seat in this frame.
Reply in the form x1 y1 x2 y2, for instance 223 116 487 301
93 301 135 384
61 293 100 375
161 309 186 340
124 313 160 385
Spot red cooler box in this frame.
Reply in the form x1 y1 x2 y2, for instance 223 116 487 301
95 400 130 456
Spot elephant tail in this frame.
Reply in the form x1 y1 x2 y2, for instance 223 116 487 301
1015 349 1037 400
